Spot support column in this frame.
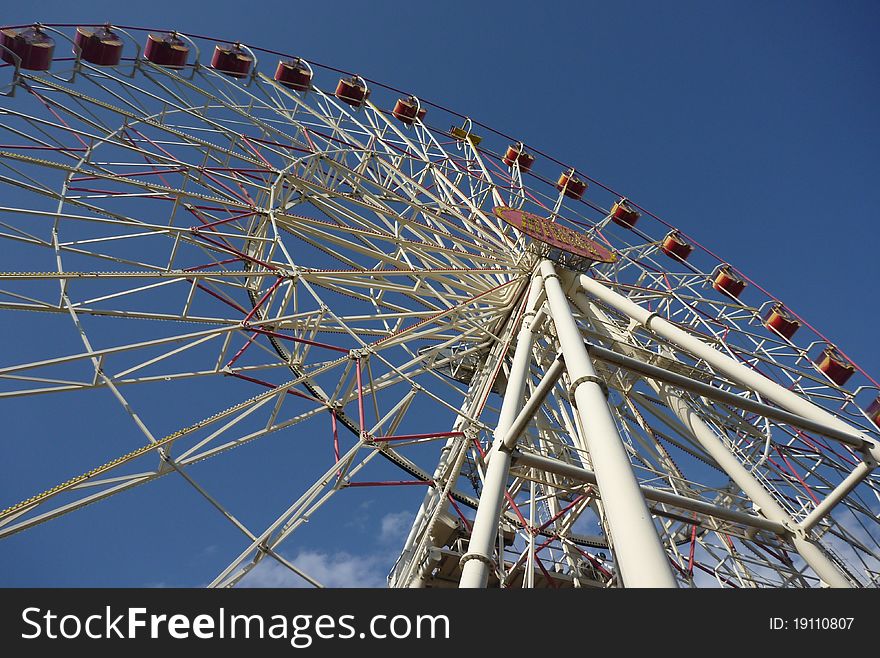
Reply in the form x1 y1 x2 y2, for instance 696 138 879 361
395 280 528 588
540 260 677 588
661 390 851 588
570 290 853 587
459 272 545 588
568 270 880 463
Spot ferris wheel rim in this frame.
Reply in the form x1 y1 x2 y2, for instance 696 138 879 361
0 21 877 589
1 21 875 392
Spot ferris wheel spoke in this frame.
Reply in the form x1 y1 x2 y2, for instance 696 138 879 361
0 328 229 397
0 149 257 213
361 102 432 163
341 155 511 252
127 65 305 160
572 286 872 581
0 353 387 537
20 78 262 172
21 80 116 142
208 438 371 589
283 165 514 263
252 79 362 156
1 24 876 588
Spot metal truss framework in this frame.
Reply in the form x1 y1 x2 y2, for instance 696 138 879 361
0 23 877 589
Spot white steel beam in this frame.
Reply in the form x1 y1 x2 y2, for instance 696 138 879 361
512 450 788 535
541 260 677 588
567 270 880 463
572 291 854 587
583 342 867 449
588 341 876 537
661 390 852 587
501 354 565 450
459 272 545 588
799 459 875 533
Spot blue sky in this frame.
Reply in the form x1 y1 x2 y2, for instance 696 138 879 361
0 1 878 586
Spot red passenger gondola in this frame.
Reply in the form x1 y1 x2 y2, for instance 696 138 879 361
763 303 800 340
211 43 252 78
502 143 535 171
392 96 426 125
556 171 587 200
816 346 855 386
75 26 123 66
274 58 312 91
0 26 54 71
610 198 640 229
661 230 694 261
143 33 189 68
335 75 370 107
712 264 746 299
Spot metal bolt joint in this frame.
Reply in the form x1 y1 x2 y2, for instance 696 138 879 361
495 441 514 455
864 442 880 466
783 520 806 540
568 374 609 400
459 552 495 570
642 311 660 329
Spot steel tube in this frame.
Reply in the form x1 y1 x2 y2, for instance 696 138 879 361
459 273 545 588
501 355 565 450
571 291 853 587
799 459 875 532
569 271 880 462
584 342 867 449
541 260 676 587
660 388 851 587
512 450 788 534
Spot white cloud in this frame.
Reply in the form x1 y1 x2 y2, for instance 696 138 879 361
231 508 419 589
379 510 414 545
242 549 388 588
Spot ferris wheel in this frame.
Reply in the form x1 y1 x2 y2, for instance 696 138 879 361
0 22 878 589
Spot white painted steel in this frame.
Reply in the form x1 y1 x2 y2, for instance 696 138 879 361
573 293 852 587
513 450 788 534
541 260 676 588
459 273 545 588
799 460 875 533
0 26 877 589
660 389 851 587
568 271 879 462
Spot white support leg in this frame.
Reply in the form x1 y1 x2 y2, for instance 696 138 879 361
540 260 677 588
567 270 880 463
501 355 565 449
395 293 526 588
799 459 875 533
570 290 853 587
459 272 545 588
660 389 851 587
